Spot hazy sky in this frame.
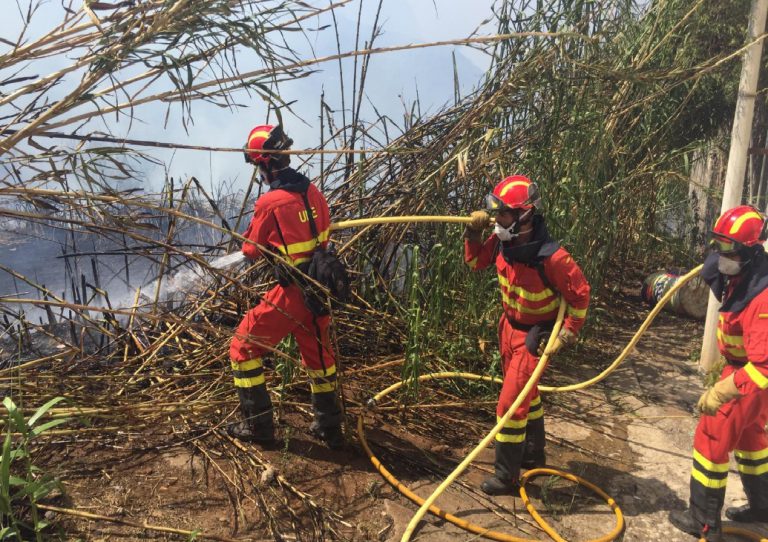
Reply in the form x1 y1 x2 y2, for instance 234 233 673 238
1 1 499 191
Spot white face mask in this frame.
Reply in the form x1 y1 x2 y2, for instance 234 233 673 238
494 208 534 241
494 223 515 242
718 255 745 276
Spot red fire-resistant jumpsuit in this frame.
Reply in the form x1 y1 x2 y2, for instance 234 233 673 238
689 276 768 531
465 224 590 483
229 170 340 434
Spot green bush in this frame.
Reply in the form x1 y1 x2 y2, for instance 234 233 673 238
0 397 69 541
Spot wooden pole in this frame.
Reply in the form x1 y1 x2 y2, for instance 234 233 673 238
700 0 768 371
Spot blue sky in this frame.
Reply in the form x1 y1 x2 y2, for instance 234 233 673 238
1 1 498 191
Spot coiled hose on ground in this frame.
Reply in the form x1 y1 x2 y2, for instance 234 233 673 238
330 215 765 542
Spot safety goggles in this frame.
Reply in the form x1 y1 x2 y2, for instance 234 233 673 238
485 193 507 212
710 235 739 255
485 193 530 214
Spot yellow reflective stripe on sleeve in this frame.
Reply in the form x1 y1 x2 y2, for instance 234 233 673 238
231 358 263 371
467 257 478 269
310 381 337 393
744 363 768 389
234 374 266 388
306 366 337 378
501 291 560 315
693 449 730 472
498 275 553 301
567 305 587 318
735 448 768 461
691 468 728 489
497 416 527 429
495 432 526 443
759 313 768 319
276 229 330 256
737 463 768 476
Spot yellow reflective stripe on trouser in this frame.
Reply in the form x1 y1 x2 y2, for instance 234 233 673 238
744 363 768 389
527 396 543 421
308 365 337 393
735 447 768 475
231 358 265 388
310 379 337 393
736 462 768 476
735 448 768 461
306 365 336 378
691 449 729 489
467 257 478 270
692 468 728 489
693 449 729 472
495 415 526 443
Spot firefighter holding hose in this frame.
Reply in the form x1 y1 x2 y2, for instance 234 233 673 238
464 175 590 495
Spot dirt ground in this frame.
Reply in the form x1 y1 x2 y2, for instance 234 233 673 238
26 286 768 541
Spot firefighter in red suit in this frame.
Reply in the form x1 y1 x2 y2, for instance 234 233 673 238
227 124 343 449
670 205 768 541
464 175 590 495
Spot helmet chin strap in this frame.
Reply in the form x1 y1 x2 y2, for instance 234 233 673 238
515 225 533 236
509 208 534 237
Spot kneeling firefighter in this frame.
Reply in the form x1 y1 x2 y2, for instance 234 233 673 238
227 123 344 449
464 175 590 495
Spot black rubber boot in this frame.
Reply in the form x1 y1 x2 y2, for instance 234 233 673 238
669 509 722 541
310 390 344 449
481 441 523 496
309 421 344 450
227 419 275 444
734 457 768 523
725 504 768 523
481 476 519 496
495 440 524 480
522 412 546 469
521 449 546 470
227 385 275 446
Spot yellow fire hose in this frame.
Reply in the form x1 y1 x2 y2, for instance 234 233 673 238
539 264 701 393
399 302 568 541
332 216 765 541
361 305 623 542
331 215 475 230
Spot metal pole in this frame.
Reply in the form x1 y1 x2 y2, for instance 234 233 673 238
700 0 768 371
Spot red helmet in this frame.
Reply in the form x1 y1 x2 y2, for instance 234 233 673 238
486 175 541 212
244 124 293 166
711 205 767 253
